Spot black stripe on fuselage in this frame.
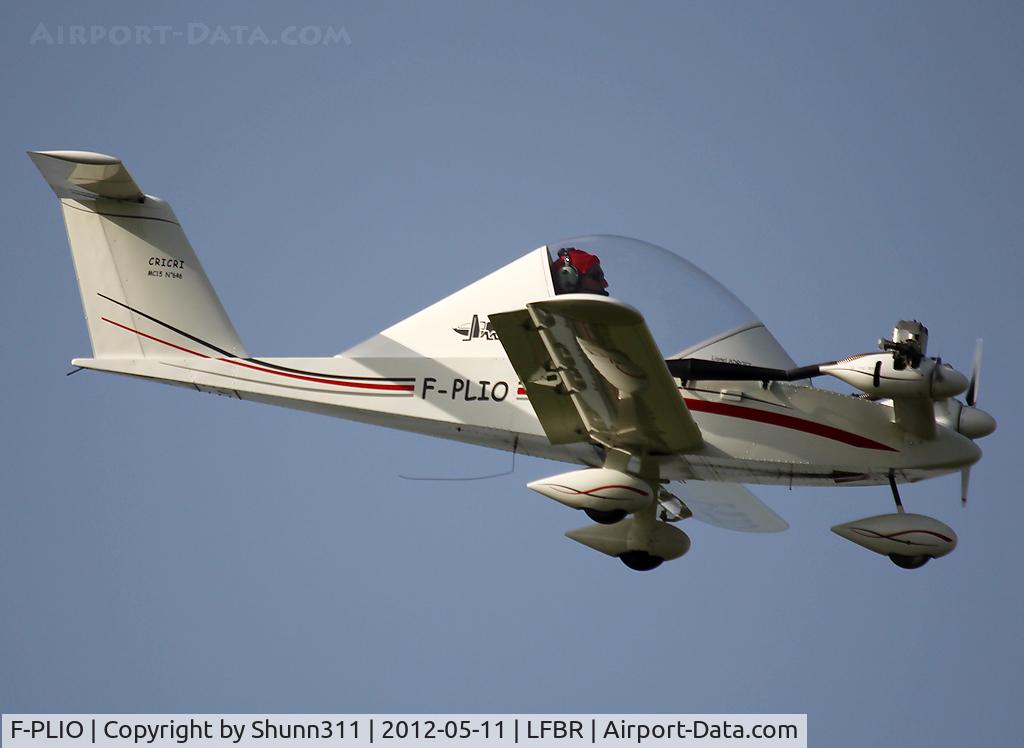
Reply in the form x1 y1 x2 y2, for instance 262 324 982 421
95 293 414 382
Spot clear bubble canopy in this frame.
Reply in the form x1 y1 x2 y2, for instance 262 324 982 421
549 235 796 368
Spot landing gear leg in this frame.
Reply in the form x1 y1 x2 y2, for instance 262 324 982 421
618 500 664 571
888 470 905 514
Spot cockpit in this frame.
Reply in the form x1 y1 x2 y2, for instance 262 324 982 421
545 236 796 369
550 247 610 296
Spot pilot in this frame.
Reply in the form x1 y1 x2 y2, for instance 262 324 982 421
551 247 609 296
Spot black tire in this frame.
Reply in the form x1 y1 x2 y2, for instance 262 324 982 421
619 551 664 571
888 553 930 570
584 508 628 525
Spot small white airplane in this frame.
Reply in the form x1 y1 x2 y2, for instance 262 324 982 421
31 150 997 571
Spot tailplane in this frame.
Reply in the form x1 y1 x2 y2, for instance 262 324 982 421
30 150 247 360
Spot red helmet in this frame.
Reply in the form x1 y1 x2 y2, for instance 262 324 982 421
551 248 609 295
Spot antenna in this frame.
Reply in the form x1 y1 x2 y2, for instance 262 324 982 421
398 436 519 481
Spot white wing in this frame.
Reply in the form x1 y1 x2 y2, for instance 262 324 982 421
674 481 788 533
491 295 702 454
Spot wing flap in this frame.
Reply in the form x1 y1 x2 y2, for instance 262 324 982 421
488 308 587 444
493 295 702 453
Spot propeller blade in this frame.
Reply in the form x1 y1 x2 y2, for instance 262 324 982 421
961 465 971 507
966 338 983 407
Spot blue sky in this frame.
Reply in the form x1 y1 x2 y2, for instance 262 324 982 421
2 2 1021 745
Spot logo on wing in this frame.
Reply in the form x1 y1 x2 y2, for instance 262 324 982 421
453 314 499 342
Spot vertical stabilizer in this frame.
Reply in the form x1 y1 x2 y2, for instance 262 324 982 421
30 150 247 360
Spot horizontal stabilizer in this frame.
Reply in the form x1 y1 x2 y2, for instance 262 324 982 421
29 150 144 202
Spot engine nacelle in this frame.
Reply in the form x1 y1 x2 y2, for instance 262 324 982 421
934 398 997 439
527 468 653 514
820 353 968 399
831 512 957 568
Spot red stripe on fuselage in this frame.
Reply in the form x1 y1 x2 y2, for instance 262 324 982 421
220 358 414 390
683 397 897 452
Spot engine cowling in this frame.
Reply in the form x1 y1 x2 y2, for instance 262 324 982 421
527 468 654 514
831 512 957 568
934 398 997 440
820 353 968 399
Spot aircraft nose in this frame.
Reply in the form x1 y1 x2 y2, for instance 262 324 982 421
960 406 997 440
961 436 983 467
913 430 982 471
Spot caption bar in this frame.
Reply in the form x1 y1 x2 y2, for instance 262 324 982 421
2 715 804 748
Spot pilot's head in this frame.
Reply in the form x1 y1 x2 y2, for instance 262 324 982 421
552 248 609 296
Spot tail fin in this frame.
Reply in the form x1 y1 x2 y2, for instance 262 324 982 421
342 246 555 359
30 150 247 360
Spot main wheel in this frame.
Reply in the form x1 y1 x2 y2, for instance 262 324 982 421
889 553 930 569
584 508 628 525
618 551 664 571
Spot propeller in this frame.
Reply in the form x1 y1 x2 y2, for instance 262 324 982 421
966 338 983 407
961 338 983 506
